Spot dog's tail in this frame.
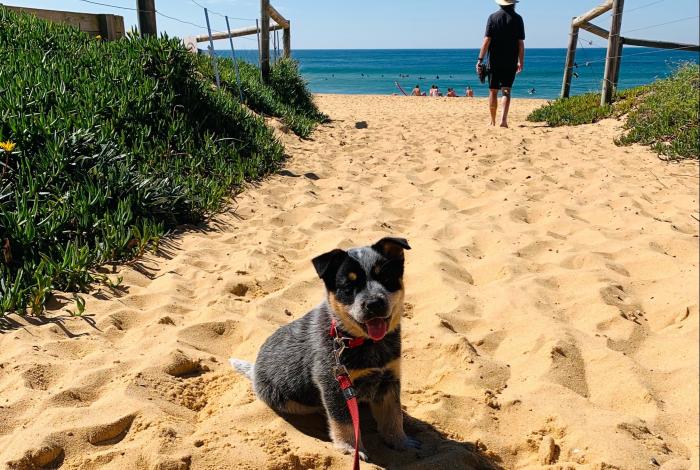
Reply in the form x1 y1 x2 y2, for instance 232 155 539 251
229 358 254 381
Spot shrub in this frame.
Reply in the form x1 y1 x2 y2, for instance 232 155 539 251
527 64 699 160
617 64 699 160
198 55 327 138
269 58 328 122
0 7 285 314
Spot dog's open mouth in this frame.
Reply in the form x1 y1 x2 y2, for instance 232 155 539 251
364 317 389 341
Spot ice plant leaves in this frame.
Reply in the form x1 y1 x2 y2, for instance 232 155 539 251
0 6 323 315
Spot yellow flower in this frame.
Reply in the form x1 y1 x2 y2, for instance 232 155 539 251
95 34 102 40
0 141 16 152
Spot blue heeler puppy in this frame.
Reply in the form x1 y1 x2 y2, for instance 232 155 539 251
230 237 420 461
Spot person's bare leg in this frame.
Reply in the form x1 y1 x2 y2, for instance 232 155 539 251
489 89 498 126
500 87 512 128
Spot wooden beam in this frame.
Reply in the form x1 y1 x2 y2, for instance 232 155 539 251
192 23 284 43
136 0 157 37
4 6 125 38
267 4 289 28
283 24 291 58
260 0 271 81
561 20 580 98
622 36 699 52
579 21 610 39
573 0 613 27
601 0 624 105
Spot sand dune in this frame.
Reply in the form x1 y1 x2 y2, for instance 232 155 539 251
0 95 698 469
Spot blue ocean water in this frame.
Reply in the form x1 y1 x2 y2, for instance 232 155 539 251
217 48 698 99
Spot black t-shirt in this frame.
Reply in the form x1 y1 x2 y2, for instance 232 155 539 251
485 7 525 70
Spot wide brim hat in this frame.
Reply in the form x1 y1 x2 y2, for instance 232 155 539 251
495 0 519 5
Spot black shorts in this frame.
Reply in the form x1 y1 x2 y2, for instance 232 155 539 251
489 67 517 89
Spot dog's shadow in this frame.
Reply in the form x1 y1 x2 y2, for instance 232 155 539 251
279 406 503 469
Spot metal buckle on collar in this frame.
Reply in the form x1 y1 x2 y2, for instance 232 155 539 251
334 335 351 352
332 335 351 379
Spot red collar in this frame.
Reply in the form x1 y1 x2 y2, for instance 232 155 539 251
329 318 367 348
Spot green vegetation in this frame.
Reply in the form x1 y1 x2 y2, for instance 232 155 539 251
527 64 699 160
0 8 320 315
617 65 699 159
198 56 327 138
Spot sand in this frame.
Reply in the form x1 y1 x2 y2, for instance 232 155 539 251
0 95 698 470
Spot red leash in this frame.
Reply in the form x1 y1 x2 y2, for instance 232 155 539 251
330 319 365 470
336 371 361 470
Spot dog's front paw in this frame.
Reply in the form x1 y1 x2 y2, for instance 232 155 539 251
334 442 369 461
384 434 422 450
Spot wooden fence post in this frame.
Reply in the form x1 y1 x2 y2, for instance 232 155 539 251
601 0 624 105
136 0 157 37
283 23 291 58
260 0 271 82
97 14 118 40
561 19 579 98
613 39 624 89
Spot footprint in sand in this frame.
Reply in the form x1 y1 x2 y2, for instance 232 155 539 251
21 363 63 391
177 321 240 357
546 338 589 398
6 444 65 469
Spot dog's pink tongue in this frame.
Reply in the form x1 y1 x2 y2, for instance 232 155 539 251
366 318 388 341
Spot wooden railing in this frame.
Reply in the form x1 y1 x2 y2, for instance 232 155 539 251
3 5 125 40
184 0 290 82
561 0 699 105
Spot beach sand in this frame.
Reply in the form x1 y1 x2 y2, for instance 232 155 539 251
0 95 698 469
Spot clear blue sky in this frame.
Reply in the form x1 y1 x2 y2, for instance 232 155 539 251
6 0 700 49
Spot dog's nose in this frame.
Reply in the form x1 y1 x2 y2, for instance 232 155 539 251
363 298 387 316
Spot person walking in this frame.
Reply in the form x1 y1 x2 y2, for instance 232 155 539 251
476 0 525 128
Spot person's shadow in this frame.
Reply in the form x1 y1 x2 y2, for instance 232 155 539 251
280 405 503 469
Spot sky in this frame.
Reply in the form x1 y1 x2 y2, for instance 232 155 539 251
6 0 700 49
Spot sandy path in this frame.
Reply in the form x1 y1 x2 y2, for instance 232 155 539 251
0 95 698 470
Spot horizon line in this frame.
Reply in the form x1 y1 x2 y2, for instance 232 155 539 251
214 46 698 51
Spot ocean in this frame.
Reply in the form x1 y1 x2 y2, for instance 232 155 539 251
217 48 699 99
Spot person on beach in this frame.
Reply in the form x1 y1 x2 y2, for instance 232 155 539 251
476 0 525 128
447 88 458 97
412 84 422 96
466 85 474 97
429 85 440 97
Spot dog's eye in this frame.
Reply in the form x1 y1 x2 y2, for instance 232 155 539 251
347 272 357 282
373 260 403 291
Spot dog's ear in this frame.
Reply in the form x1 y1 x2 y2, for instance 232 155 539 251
312 248 348 290
372 237 411 259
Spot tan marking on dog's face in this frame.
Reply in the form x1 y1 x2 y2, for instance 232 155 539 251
329 292 367 338
347 272 357 281
387 286 405 334
348 358 401 382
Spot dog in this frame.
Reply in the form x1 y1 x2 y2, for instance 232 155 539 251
230 237 420 460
